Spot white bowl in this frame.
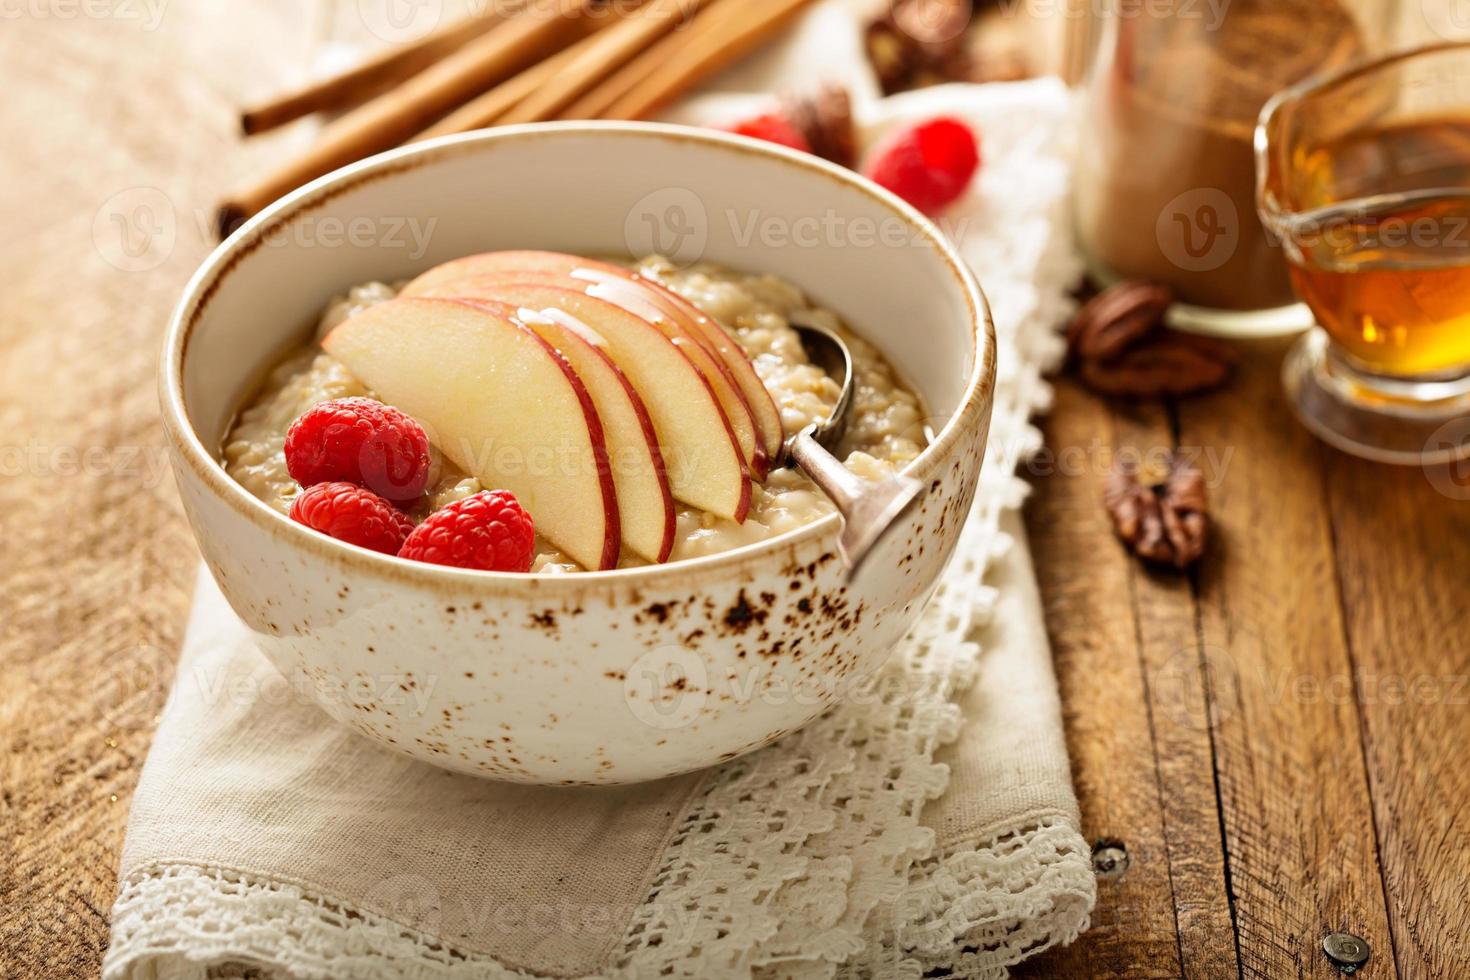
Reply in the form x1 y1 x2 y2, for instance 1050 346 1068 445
161 122 995 784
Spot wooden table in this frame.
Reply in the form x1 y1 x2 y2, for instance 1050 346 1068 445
1014 344 1470 980
2 5 1467 979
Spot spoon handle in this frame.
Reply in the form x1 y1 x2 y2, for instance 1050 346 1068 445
788 427 927 577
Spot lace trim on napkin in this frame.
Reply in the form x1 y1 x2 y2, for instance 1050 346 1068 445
106 79 1094 980
848 815 1097 980
108 864 539 980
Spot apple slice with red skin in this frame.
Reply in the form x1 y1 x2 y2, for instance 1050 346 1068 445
412 279 752 524
459 297 676 564
453 267 765 479
404 251 780 478
640 279 784 467
570 261 784 468
322 297 621 571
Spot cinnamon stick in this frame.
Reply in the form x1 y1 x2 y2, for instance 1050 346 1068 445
599 0 817 121
218 0 596 233
238 4 523 136
558 0 743 120
497 0 716 125
413 12 628 140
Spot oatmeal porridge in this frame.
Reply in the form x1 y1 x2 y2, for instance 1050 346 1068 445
224 254 928 572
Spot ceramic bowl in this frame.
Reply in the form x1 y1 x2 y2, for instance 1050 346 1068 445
161 122 995 785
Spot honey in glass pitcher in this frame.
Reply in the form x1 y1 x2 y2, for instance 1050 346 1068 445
1257 42 1470 464
1271 117 1470 377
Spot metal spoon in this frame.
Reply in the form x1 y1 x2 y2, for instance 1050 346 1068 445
784 317 927 576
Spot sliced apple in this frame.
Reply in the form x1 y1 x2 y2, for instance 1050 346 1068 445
322 297 621 571
456 297 675 564
411 279 751 523
625 272 785 468
405 251 778 478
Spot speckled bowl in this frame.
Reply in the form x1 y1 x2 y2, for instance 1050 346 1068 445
161 122 994 785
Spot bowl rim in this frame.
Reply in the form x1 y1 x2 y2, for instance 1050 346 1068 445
161 121 995 590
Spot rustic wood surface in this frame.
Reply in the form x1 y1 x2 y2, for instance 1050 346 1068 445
2 4 1468 980
1016 342 1470 980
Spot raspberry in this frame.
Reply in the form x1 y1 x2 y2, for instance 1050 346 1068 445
398 490 536 573
862 117 980 215
727 112 812 153
285 397 431 504
289 482 415 555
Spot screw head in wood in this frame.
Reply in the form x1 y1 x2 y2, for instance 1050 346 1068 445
1091 840 1129 880
1323 933 1370 973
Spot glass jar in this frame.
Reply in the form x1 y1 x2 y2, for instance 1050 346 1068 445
1069 0 1392 336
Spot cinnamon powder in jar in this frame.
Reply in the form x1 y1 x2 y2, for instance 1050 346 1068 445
1074 0 1364 311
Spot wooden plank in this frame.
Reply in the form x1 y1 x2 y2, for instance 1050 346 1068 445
1177 340 1399 980
0 5 320 977
1129 452 1241 980
1019 377 1237 978
1322 452 1470 980
1017 388 1181 978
